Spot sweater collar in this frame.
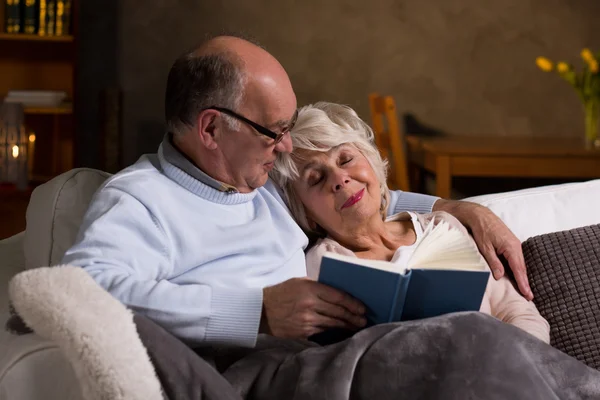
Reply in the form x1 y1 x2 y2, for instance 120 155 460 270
158 134 257 205
162 133 238 193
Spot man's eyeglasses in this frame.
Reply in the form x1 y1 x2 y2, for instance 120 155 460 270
208 106 298 145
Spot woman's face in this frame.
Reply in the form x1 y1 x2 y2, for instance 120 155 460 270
291 144 382 236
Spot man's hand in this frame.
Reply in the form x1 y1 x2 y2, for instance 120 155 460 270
261 278 367 339
433 199 533 301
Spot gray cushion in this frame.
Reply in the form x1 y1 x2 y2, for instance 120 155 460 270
24 168 111 269
523 224 600 370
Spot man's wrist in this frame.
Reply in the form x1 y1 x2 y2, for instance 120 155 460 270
432 199 485 228
259 287 272 335
432 198 464 214
259 304 271 334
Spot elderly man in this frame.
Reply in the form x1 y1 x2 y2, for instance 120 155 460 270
62 35 531 347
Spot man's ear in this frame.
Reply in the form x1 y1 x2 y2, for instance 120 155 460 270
195 110 220 150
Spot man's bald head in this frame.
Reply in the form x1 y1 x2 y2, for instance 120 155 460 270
196 36 288 80
165 35 297 192
165 35 294 135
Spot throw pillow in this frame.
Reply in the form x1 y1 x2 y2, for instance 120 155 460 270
523 223 600 370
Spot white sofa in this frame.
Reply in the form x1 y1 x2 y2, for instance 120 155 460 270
2 168 600 399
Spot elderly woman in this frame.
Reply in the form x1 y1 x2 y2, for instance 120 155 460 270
271 102 550 343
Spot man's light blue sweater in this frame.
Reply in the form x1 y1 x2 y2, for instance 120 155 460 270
62 137 438 347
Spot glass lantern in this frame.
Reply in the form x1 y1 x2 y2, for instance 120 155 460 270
0 103 29 190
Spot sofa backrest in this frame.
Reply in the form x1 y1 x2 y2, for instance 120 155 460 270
24 168 111 269
464 179 600 242
21 167 600 269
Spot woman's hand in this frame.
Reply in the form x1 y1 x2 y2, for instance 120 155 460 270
433 199 533 301
261 278 367 339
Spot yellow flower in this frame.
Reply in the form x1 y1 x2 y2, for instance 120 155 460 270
557 62 570 73
581 48 594 63
535 57 553 72
581 48 598 72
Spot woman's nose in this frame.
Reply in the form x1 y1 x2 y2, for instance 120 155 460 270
331 173 350 192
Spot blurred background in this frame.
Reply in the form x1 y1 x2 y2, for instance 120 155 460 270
1 0 600 238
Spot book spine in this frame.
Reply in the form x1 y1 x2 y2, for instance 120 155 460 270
7 0 21 33
5 0 13 33
37 0 46 35
0 0 4 33
389 271 411 322
23 0 37 34
54 0 62 35
55 0 69 35
13 0 22 33
62 0 70 35
45 0 54 35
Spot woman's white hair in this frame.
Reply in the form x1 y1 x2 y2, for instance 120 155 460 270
271 102 390 237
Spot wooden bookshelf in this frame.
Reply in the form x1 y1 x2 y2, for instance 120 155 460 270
0 32 74 42
24 104 73 114
0 0 77 179
0 0 78 239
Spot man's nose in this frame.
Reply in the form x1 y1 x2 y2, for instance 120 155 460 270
274 133 293 153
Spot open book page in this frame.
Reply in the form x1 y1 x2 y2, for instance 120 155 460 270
321 217 488 276
407 220 488 272
322 251 405 274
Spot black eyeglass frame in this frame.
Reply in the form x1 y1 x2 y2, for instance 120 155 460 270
207 106 298 144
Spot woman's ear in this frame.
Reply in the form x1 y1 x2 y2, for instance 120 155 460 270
308 218 327 237
380 189 389 218
307 217 318 231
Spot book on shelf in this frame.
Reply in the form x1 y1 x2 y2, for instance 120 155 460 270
14 0 21 33
4 90 68 107
44 0 55 35
4 0 22 33
317 220 491 327
5 0 12 33
2 0 8 33
2 0 72 36
54 0 70 36
37 0 46 34
23 0 37 34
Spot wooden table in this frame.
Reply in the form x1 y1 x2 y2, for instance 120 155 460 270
406 135 600 198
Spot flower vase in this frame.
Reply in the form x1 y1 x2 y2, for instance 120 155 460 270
584 100 600 149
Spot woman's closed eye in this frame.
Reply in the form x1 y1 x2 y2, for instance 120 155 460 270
307 172 323 186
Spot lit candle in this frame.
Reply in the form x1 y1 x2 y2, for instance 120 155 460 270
7 143 19 183
28 133 35 178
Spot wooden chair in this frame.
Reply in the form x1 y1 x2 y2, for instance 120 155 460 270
368 93 411 192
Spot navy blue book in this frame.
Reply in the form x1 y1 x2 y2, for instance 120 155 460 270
317 220 490 326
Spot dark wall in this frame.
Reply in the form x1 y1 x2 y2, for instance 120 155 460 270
79 0 600 168
76 0 120 169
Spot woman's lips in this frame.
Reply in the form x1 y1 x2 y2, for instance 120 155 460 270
341 188 365 209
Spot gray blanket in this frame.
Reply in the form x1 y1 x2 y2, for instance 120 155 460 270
135 311 600 400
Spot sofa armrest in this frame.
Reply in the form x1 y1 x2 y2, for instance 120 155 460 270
0 232 25 313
